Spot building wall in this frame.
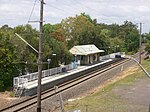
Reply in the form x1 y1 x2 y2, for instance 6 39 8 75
79 53 99 65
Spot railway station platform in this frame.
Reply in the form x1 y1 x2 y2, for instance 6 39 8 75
24 65 87 90
15 59 114 96
24 59 112 90
13 52 125 96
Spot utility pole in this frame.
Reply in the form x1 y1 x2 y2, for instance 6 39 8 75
139 22 142 64
37 0 44 112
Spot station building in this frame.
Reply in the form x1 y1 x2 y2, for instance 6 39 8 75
69 44 104 65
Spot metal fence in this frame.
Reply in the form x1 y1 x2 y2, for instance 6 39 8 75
13 64 73 87
99 52 125 60
13 52 125 88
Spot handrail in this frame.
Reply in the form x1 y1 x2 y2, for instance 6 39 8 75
13 64 73 87
125 56 150 78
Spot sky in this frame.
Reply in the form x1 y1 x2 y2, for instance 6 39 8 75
0 0 150 33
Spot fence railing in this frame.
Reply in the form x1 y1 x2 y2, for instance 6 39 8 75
13 52 125 88
13 64 73 87
99 52 125 60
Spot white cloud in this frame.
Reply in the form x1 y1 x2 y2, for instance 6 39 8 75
0 0 150 32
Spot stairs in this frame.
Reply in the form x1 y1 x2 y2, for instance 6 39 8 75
14 87 25 97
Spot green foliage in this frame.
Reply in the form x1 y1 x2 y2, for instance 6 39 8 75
61 14 95 48
9 91 15 97
61 15 139 54
43 23 72 67
0 15 140 91
13 25 39 73
145 41 150 53
65 61 150 112
0 28 20 91
144 32 150 54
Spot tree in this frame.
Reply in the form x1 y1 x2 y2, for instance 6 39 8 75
0 26 20 91
61 14 95 48
13 25 39 73
144 32 150 54
120 21 139 52
43 24 72 67
0 15 141 91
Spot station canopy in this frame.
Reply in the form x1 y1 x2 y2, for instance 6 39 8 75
69 44 104 55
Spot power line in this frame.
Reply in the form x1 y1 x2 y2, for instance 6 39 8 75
28 0 38 23
59 3 83 13
47 0 89 15
33 1 106 23
73 0 108 18
74 0 96 11
44 3 87 23
45 3 82 16
73 0 100 14
45 4 73 15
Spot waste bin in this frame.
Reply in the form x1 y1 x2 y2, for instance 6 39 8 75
62 67 66 72
115 55 121 58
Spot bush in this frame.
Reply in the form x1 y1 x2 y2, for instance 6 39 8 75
9 91 15 97
0 80 4 92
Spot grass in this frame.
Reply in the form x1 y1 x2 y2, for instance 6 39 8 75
9 91 15 97
64 60 150 112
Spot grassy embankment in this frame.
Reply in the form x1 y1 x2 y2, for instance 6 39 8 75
64 60 150 112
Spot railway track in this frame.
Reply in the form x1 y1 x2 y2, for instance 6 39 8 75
0 58 130 112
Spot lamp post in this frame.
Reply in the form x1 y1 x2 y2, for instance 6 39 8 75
47 53 56 69
47 59 51 70
115 45 119 53
52 53 56 56
75 54 77 62
108 47 110 54
52 53 56 66
139 23 142 64
74 51 77 64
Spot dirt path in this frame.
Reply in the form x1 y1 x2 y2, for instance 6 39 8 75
113 77 150 105
0 91 17 108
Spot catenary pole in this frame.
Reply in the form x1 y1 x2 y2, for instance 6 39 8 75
37 0 44 112
15 33 39 54
139 22 142 64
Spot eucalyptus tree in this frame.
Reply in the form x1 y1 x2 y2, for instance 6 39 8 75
43 24 72 67
0 25 20 91
61 14 95 48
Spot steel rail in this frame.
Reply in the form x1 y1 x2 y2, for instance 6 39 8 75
0 58 130 112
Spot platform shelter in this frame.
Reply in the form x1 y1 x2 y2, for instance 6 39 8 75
69 44 104 65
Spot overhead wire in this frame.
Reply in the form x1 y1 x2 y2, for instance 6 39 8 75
74 0 98 12
27 0 38 23
45 3 73 15
34 0 101 23
45 1 86 16
73 0 112 19
44 2 84 22
73 0 119 24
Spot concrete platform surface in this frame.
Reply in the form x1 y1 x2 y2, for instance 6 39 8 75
23 59 112 89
